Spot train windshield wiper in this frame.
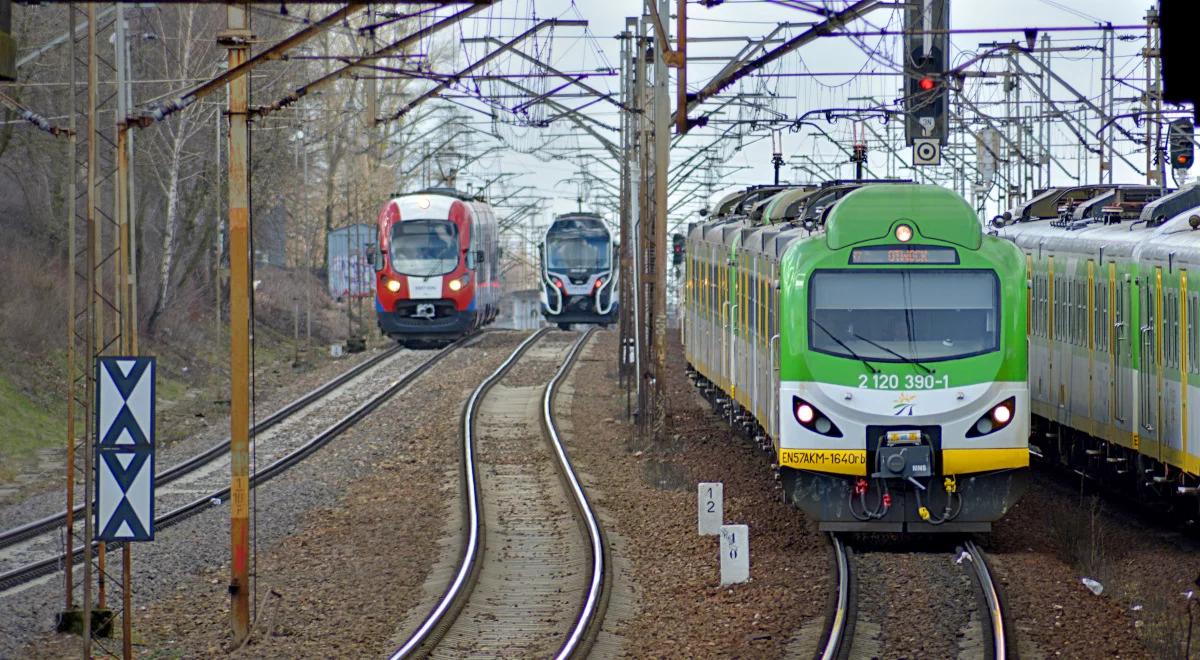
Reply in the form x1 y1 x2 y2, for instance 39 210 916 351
852 332 934 374
812 319 879 374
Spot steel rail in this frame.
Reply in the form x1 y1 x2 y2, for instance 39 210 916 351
819 533 853 660
544 328 606 659
0 336 468 594
0 344 405 550
389 327 551 659
965 540 1008 660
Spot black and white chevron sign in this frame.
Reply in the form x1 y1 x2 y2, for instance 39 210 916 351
95 357 156 542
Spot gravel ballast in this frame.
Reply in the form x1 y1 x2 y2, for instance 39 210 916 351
14 331 526 658
558 332 829 657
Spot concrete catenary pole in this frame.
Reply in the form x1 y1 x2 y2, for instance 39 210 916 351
651 0 670 438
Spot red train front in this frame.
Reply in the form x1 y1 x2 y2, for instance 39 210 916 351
372 188 500 346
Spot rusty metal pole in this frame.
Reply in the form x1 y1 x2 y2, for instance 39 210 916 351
63 1 77 618
116 121 133 660
651 0 670 440
82 2 98 653
93 1 107 616
675 0 687 135
223 2 253 643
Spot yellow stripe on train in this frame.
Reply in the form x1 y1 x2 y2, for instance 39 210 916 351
779 447 1030 476
942 448 1029 474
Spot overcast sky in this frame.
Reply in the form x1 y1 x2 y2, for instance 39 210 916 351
426 1 1167 230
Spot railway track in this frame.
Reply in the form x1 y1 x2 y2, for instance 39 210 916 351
0 337 472 594
391 327 607 659
0 344 408 551
819 534 1010 660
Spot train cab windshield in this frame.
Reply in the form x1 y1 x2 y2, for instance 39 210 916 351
391 219 460 276
808 270 999 362
546 228 610 272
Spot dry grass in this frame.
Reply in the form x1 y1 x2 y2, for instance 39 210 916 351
1046 493 1114 581
1046 489 1197 659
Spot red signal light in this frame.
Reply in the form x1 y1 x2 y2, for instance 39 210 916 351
918 77 936 92
1179 154 1190 165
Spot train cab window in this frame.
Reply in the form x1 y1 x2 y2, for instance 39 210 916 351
390 219 460 277
809 269 1000 362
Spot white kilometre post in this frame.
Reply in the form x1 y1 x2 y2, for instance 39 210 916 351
698 482 722 535
719 524 749 585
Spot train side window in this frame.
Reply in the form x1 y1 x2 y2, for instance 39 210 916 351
1083 280 1090 347
1035 272 1042 337
1191 294 1199 374
1165 291 1173 368
1034 272 1043 337
1082 280 1089 347
1169 291 1179 368
1040 272 1047 338
1174 291 1181 368
750 266 756 341
1058 275 1064 342
1116 281 1125 353
1032 273 1039 337
1080 279 1087 346
1100 281 1109 351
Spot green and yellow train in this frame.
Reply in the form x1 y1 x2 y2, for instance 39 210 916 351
997 183 1200 512
683 182 1029 532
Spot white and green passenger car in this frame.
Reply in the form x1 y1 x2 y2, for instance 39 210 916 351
684 183 1029 532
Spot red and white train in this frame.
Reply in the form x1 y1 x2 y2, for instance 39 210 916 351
372 188 500 346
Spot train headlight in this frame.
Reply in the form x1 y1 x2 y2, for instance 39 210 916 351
992 402 1012 425
385 278 401 293
792 396 843 438
966 397 1016 438
895 224 913 242
795 402 815 424
449 275 468 292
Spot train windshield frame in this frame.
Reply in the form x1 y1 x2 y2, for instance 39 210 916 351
808 269 1000 363
390 219 461 277
546 228 611 272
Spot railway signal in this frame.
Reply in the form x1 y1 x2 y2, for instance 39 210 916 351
903 0 949 146
671 233 685 265
1169 118 1194 170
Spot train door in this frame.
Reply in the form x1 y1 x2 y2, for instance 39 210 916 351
1138 268 1161 457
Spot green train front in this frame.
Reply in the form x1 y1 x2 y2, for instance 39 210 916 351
777 185 1029 532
